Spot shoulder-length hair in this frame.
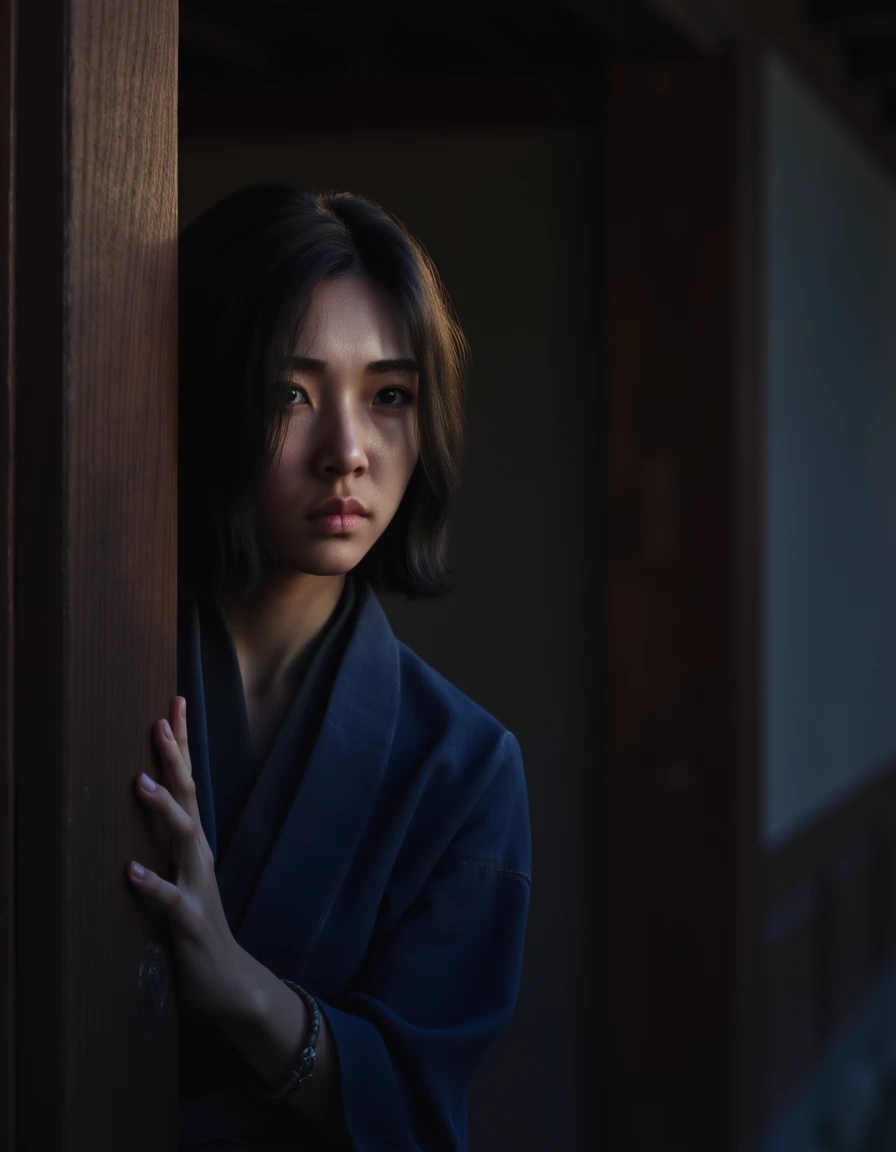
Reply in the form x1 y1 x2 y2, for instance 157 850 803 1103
177 185 468 601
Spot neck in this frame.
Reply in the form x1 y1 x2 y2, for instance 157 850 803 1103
217 570 347 700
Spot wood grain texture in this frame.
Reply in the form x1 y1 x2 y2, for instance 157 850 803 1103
0 0 13 1146
15 0 178 1147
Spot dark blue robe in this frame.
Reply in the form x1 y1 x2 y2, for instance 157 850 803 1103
176 577 531 1150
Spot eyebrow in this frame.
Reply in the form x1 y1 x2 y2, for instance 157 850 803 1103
288 356 419 375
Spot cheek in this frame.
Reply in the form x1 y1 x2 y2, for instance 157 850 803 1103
401 421 420 476
379 428 419 498
397 414 420 470
261 433 305 495
253 446 302 536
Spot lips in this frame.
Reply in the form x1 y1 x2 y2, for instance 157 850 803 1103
308 497 368 518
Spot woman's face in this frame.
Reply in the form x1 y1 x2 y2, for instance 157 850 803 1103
254 274 420 578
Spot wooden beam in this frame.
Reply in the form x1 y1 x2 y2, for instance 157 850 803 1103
14 0 179 1146
604 46 757 1152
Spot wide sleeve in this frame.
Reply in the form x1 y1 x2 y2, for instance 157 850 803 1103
318 730 531 1151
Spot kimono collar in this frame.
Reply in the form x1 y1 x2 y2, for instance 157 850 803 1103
176 578 401 971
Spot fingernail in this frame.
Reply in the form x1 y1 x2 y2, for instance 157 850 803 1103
162 720 173 740
180 699 186 720
131 861 145 878
140 772 157 791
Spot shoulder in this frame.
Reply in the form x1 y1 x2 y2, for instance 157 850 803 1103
394 637 503 731
353 583 510 756
393 636 519 766
387 638 530 877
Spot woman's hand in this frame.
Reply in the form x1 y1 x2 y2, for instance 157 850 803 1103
127 695 246 1018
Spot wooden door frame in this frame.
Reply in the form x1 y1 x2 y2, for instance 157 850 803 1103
11 1 179 1147
603 43 762 1151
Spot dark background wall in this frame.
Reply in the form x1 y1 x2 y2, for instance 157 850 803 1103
180 125 603 1149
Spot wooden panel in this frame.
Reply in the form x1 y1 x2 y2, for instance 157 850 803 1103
14 1 179 1148
760 765 896 1133
605 47 752 1152
0 0 13 1146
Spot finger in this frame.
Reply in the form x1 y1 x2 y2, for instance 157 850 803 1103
135 773 198 847
153 717 199 821
168 696 192 772
127 860 187 916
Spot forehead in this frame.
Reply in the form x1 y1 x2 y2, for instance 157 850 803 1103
296 275 412 359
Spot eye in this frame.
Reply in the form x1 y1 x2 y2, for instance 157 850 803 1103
283 384 309 407
373 387 414 408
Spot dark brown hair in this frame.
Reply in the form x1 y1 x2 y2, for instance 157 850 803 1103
178 185 468 600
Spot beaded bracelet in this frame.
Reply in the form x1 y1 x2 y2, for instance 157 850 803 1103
247 978 320 1102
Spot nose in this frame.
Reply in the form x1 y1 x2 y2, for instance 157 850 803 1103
311 399 369 479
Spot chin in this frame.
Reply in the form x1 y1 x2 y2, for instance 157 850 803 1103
276 541 370 578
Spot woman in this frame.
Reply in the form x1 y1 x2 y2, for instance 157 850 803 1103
126 187 531 1150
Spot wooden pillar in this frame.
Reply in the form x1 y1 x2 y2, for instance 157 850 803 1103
13 1 179 1147
604 45 761 1151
